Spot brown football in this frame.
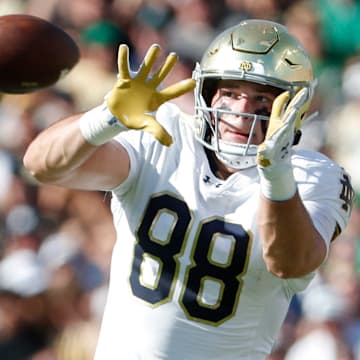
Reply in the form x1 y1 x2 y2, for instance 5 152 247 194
0 14 80 94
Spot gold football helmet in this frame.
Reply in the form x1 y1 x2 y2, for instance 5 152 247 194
193 19 315 169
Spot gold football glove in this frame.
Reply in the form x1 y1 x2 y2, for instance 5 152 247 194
107 44 195 146
257 87 313 200
257 87 312 168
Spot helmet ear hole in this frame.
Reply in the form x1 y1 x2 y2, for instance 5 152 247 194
293 130 302 145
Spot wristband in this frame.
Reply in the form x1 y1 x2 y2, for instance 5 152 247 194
258 164 297 201
79 103 127 146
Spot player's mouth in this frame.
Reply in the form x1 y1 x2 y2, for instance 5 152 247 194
225 129 249 142
220 120 251 143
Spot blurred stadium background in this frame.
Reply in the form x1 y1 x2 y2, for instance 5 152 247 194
0 1 360 359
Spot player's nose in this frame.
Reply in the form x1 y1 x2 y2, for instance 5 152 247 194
232 96 253 119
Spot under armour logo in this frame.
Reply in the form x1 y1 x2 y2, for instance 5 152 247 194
203 175 222 187
203 175 211 183
280 142 290 159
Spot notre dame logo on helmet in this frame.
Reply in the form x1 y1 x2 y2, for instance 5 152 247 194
239 61 253 72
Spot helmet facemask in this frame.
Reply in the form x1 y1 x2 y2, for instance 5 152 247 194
193 19 315 170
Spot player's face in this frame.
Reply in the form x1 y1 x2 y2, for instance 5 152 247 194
210 80 282 145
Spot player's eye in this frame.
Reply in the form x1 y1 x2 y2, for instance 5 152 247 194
255 95 273 104
219 89 236 99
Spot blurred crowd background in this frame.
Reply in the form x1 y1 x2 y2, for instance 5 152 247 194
0 0 360 359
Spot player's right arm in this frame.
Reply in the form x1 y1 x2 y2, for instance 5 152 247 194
23 44 195 191
23 113 130 190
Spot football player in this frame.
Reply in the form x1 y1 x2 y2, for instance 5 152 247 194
23 19 353 360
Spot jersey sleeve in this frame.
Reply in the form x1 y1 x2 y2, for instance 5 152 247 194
109 102 182 196
293 150 354 254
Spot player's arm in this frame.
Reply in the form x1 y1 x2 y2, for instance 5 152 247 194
258 192 327 279
23 44 195 190
23 113 130 190
257 88 327 278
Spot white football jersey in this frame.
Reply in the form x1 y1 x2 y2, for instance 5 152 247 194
94 103 353 360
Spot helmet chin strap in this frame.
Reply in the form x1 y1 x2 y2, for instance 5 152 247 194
211 138 258 170
215 151 257 170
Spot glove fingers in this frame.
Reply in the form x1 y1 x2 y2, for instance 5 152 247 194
257 87 312 169
288 87 309 109
150 52 178 87
157 79 196 104
265 91 290 140
286 87 311 129
142 115 173 146
137 44 161 80
117 44 131 79
272 91 290 118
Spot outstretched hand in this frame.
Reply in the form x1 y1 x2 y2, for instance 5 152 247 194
107 44 196 146
257 87 312 168
256 87 313 201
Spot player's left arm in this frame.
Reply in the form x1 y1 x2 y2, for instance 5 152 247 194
259 167 354 279
256 88 354 278
258 192 327 279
